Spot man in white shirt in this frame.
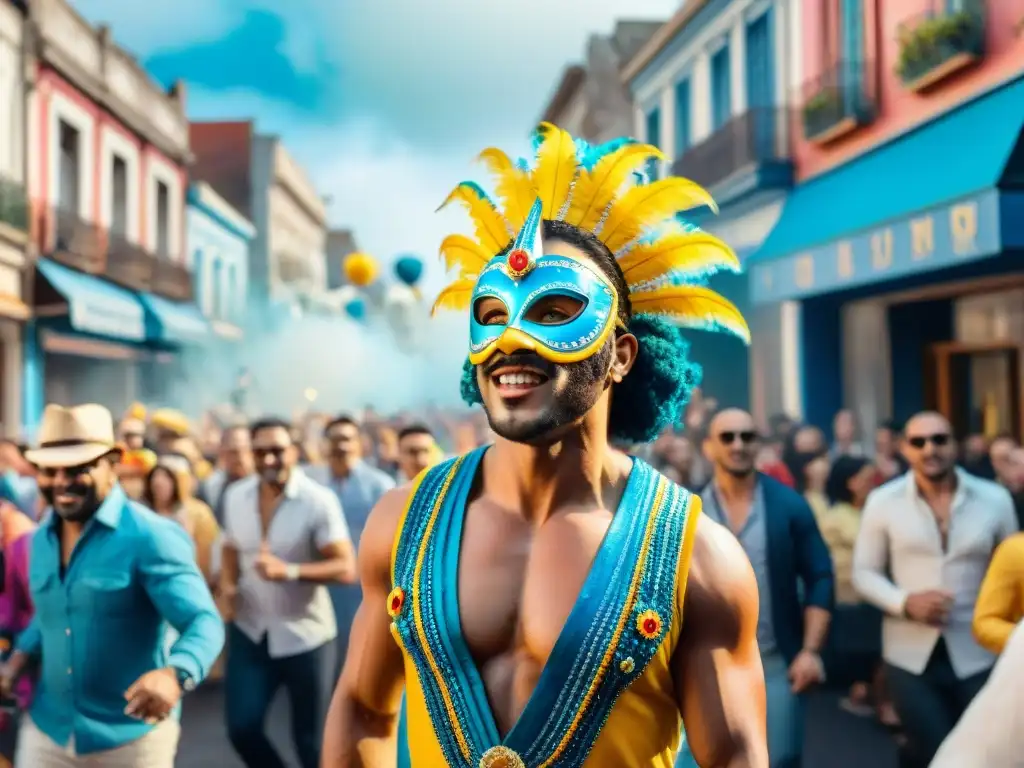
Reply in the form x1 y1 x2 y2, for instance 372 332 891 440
853 411 1018 766
219 418 357 768
930 620 1024 767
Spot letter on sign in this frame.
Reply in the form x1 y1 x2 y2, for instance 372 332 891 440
795 254 814 289
910 216 934 260
871 229 893 270
950 202 978 255
836 241 854 278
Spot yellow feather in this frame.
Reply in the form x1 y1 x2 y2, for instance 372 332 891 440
600 178 718 252
630 285 750 343
619 231 740 287
430 277 477 316
439 234 492 278
531 122 577 219
438 183 511 254
477 148 535 230
565 143 663 231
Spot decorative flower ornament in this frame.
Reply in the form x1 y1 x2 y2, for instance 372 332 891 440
387 587 406 618
636 609 663 640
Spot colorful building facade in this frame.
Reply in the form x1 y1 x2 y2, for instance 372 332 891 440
749 0 1024 439
22 0 208 430
624 0 804 410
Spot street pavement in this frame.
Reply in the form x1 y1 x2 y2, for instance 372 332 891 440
177 684 900 768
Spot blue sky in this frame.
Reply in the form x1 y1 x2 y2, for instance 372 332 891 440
73 0 679 286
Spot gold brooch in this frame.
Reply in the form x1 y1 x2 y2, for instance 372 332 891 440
387 587 406 617
479 745 526 768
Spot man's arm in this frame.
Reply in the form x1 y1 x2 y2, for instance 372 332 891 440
789 497 833 654
993 488 1020 540
851 494 905 616
675 516 768 768
298 491 357 584
972 535 1023 655
140 520 225 685
322 486 409 768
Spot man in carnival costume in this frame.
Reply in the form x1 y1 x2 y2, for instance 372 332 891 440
322 124 768 768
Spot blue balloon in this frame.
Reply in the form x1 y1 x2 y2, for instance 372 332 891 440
394 255 424 287
345 297 366 320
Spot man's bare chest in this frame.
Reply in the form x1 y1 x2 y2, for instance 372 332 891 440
456 502 613 667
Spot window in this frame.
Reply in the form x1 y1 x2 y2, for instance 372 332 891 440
155 180 170 257
745 12 774 109
674 79 691 156
841 0 863 63
711 46 732 131
211 258 224 319
111 155 128 236
58 120 80 213
226 263 237 321
645 107 661 180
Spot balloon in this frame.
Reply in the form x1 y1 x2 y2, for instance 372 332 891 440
345 297 366 320
344 253 378 286
394 255 423 287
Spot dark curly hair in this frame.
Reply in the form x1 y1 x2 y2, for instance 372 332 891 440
459 220 701 444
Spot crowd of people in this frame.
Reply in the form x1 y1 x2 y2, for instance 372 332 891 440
0 394 1020 767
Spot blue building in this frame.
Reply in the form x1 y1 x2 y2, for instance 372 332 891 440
182 181 254 410
623 0 802 415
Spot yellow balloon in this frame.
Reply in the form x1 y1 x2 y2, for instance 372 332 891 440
345 252 378 286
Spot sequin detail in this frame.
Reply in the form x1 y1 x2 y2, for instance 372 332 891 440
618 657 635 674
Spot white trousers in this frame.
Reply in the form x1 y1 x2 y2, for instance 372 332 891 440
15 716 179 768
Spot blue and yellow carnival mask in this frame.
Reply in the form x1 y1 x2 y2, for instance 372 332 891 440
432 123 752 367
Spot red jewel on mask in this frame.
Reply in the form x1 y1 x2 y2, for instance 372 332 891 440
636 609 662 639
507 248 532 278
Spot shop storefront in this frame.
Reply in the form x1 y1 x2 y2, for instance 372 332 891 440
748 76 1024 439
137 291 212 411
25 258 148 431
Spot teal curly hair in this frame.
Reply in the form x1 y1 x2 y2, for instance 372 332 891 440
459 313 701 444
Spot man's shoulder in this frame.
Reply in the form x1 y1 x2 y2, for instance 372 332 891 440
865 472 912 507
223 475 259 503
754 472 810 512
292 470 342 507
963 471 1014 505
120 500 192 545
355 461 396 486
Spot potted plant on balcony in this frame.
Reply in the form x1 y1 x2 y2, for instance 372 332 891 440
802 88 842 139
896 9 982 86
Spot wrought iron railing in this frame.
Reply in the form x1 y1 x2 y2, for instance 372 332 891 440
0 177 27 232
896 0 985 85
801 60 877 142
672 107 790 190
44 206 107 273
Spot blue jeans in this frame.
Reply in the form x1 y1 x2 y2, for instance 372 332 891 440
676 652 803 768
224 625 335 768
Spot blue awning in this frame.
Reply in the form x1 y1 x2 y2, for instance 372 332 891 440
750 75 1024 303
37 259 146 341
139 293 211 344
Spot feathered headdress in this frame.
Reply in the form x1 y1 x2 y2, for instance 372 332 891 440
432 123 750 343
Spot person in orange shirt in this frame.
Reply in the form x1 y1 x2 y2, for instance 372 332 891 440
972 532 1024 654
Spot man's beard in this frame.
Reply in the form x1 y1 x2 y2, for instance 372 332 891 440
42 482 101 523
482 344 612 445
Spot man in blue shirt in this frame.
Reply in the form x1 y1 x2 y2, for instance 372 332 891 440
0 403 224 767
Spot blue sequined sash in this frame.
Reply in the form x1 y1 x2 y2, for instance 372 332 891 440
390 447 694 767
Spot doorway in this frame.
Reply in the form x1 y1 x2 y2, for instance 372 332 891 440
925 341 1021 440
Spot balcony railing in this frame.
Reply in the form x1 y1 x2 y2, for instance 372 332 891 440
35 204 193 302
801 60 877 145
106 232 155 292
152 258 194 302
45 207 107 274
896 0 984 91
672 107 791 191
0 177 28 233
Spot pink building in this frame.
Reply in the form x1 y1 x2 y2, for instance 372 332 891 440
749 0 1024 442
23 0 201 425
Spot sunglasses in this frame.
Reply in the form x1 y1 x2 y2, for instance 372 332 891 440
717 431 757 445
253 446 288 458
906 433 951 449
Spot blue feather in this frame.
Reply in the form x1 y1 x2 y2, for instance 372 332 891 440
581 137 638 170
460 180 498 208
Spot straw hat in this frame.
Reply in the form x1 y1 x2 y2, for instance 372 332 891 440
25 404 121 468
